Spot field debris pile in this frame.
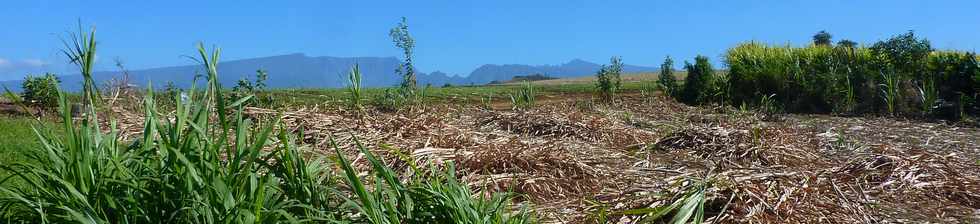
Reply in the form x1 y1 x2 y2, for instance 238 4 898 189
103 95 980 223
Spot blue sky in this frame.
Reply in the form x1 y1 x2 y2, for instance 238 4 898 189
2 0 979 81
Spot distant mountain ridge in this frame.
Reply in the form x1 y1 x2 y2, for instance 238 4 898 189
0 54 657 92
466 59 658 84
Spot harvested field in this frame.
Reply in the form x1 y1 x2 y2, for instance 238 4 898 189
104 92 980 223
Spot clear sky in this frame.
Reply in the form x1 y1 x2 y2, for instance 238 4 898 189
2 0 979 81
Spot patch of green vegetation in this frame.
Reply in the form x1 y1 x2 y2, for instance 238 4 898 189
0 116 61 188
722 31 978 119
263 81 654 109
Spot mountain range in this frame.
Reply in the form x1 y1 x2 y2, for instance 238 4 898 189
1 53 658 92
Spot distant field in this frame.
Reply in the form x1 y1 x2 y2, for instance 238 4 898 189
262 79 660 108
521 72 664 85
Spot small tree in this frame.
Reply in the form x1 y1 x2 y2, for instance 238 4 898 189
837 39 857 48
657 56 678 96
233 77 254 93
813 30 833 46
595 56 623 101
681 55 715 104
21 73 61 108
390 17 417 94
255 69 268 90
871 30 932 78
231 69 273 107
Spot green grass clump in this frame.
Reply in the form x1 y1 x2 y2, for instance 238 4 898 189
346 64 364 110
510 81 536 110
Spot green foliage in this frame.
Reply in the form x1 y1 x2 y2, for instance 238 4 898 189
481 94 494 110
0 118 61 188
624 177 711 224
255 69 268 90
346 64 364 110
681 55 715 104
759 93 781 120
926 51 979 117
20 73 61 108
724 34 977 119
510 81 536 110
231 69 273 107
837 39 857 48
657 56 678 96
595 56 623 101
335 140 535 224
917 76 939 116
12 46 346 223
707 72 731 104
871 31 932 78
813 30 833 46
234 77 255 93
879 71 902 115
61 25 101 108
726 42 876 113
390 17 417 92
373 88 409 112
0 41 338 223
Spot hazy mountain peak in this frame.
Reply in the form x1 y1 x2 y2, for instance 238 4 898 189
565 58 594 65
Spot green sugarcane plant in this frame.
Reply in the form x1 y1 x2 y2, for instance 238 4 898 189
510 81 536 110
879 71 901 115
347 64 363 110
917 77 939 116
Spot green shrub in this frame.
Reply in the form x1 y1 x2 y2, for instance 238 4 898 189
595 56 623 101
681 55 715 104
926 51 979 117
20 73 61 108
230 69 273 108
374 88 408 112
